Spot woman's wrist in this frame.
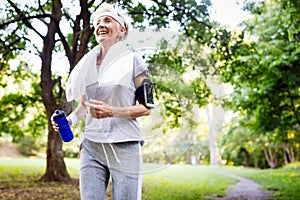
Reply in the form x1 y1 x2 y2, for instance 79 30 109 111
67 113 78 126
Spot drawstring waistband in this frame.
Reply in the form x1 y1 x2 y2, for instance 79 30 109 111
101 143 121 168
109 144 121 163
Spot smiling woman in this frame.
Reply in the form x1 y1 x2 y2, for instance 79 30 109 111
92 4 130 45
93 15 125 54
50 2 153 200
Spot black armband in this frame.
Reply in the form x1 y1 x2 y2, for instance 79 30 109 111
135 79 154 109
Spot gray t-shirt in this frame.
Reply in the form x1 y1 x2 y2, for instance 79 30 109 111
84 53 148 143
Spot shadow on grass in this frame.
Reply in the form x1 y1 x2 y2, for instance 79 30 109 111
0 175 80 200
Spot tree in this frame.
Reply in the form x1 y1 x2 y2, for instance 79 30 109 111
1 0 107 182
0 0 216 181
216 0 300 168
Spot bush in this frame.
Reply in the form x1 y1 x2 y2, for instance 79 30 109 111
17 135 46 157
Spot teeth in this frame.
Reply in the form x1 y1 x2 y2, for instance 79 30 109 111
99 31 108 35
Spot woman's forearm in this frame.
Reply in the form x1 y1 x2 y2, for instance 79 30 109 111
112 104 150 119
85 99 151 119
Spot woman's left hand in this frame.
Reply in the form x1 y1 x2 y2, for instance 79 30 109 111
85 99 113 119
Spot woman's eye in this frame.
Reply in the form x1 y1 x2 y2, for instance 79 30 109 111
95 18 112 26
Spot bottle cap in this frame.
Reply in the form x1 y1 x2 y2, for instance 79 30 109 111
52 110 65 120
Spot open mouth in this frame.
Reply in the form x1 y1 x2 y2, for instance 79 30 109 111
97 30 109 36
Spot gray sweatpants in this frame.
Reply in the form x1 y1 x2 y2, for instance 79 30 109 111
79 139 142 200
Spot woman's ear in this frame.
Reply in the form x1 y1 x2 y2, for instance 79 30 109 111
120 26 126 33
119 27 127 40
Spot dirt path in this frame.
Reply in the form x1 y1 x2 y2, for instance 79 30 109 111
216 173 273 200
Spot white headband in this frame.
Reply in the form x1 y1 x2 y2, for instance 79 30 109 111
94 11 125 28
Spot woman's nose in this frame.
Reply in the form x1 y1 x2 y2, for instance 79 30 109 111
97 21 105 28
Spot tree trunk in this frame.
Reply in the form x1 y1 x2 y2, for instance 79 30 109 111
283 144 295 164
164 151 172 164
186 150 192 164
207 103 223 166
40 124 71 182
39 0 71 182
261 141 279 168
240 147 251 167
40 75 72 182
39 0 93 182
206 76 225 166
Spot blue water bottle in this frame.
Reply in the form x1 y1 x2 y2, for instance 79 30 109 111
52 110 74 142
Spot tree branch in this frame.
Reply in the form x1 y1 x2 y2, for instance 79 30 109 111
38 0 47 15
0 14 51 31
5 0 48 40
151 0 212 29
23 35 41 55
173 6 212 29
56 27 71 61
88 0 98 8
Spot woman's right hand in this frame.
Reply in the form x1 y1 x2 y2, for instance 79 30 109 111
51 118 72 132
51 118 59 132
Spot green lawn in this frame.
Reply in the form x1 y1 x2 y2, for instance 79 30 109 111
0 157 299 200
142 164 237 200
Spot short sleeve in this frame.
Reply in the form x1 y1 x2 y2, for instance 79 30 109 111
133 53 148 78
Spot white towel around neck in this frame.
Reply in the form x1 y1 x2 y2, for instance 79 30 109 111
65 42 135 102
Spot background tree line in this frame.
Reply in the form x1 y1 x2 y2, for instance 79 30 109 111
215 0 300 168
0 0 299 183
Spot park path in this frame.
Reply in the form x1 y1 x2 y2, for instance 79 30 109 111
216 173 273 200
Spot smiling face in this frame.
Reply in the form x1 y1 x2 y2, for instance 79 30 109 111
94 16 125 46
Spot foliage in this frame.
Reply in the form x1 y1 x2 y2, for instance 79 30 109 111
275 0 300 40
132 0 215 131
0 62 45 139
17 135 47 157
0 0 215 140
126 0 211 31
147 46 196 131
216 1 300 168
0 60 46 156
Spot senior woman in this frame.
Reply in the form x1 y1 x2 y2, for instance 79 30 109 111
52 3 151 200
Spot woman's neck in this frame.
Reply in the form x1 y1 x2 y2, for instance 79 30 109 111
96 39 122 66
96 44 109 65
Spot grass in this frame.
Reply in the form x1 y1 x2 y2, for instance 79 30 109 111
0 158 299 200
0 158 80 200
142 164 237 200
